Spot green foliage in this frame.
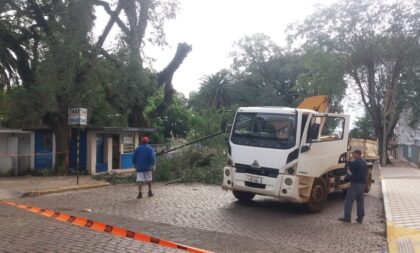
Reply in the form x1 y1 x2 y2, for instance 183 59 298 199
93 140 227 185
0 90 10 126
147 92 191 142
291 0 420 164
155 144 226 184
188 110 227 138
297 49 346 112
350 114 376 139
189 70 232 110
190 33 347 111
32 168 59 177
93 172 136 185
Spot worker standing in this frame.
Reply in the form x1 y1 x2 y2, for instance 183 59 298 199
132 136 156 199
338 149 368 223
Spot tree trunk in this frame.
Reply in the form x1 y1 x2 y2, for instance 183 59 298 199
377 129 393 166
148 43 192 120
129 105 148 127
53 124 70 175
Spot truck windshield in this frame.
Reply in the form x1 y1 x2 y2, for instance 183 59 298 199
231 112 296 149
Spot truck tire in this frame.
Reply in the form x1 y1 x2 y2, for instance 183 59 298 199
305 177 327 213
365 169 373 193
233 191 255 202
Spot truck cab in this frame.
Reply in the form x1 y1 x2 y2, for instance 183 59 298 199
222 106 351 212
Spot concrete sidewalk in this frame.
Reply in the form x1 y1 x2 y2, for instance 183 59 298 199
0 176 109 200
381 160 420 253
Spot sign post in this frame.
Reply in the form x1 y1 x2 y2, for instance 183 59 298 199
68 108 87 185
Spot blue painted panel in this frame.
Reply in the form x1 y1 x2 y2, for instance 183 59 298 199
69 129 87 171
120 153 133 169
35 130 53 170
96 135 107 173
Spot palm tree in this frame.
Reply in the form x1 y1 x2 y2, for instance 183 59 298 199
198 70 232 109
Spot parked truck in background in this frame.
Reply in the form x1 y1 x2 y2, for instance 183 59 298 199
222 96 377 212
348 138 378 193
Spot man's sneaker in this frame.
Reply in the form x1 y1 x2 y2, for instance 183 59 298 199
137 192 142 199
338 217 351 223
356 218 363 224
148 191 154 197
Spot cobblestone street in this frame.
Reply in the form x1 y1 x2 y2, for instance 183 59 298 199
0 168 387 253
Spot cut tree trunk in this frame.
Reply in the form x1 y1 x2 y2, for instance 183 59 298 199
53 124 70 175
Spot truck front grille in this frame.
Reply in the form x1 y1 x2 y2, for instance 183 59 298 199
235 164 279 178
245 181 266 189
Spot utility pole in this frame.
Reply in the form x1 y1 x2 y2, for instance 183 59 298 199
382 116 387 166
382 90 387 166
76 127 80 185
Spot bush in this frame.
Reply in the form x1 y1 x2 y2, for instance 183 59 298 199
93 145 227 185
92 171 136 185
93 135 228 185
32 168 57 176
155 144 226 184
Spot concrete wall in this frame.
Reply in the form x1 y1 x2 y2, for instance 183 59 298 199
86 132 140 175
86 131 97 175
105 137 112 172
400 144 420 167
0 134 12 175
0 132 34 175
18 134 31 173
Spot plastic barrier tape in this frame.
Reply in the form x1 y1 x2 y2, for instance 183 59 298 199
1 201 212 253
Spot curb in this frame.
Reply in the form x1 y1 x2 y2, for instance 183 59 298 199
20 182 110 198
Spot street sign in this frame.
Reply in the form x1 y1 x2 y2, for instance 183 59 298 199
68 108 87 126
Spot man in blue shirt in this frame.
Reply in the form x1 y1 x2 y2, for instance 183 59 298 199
339 149 368 223
132 136 156 199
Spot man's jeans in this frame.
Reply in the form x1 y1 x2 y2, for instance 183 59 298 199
344 183 366 220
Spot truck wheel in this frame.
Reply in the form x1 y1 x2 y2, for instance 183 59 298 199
305 177 327 213
365 169 373 193
233 191 255 202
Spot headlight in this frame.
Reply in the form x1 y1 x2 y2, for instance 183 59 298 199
225 169 230 177
285 178 293 186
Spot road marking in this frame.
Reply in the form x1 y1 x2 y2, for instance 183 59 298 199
1 201 212 253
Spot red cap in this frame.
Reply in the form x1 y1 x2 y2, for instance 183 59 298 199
142 136 149 144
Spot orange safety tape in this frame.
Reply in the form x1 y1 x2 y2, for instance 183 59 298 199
1 201 212 253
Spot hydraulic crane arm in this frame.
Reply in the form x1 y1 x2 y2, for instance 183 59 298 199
297 95 330 113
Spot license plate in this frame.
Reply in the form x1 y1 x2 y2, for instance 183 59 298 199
247 175 262 184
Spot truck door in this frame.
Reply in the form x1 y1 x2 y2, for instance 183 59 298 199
297 114 349 177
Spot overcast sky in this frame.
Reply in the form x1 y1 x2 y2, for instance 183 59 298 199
96 0 337 96
95 0 364 125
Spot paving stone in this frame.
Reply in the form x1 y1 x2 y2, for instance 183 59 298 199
0 167 387 252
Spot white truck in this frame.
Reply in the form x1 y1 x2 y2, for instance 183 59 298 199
222 96 373 212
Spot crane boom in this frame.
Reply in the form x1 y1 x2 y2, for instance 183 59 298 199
297 95 330 113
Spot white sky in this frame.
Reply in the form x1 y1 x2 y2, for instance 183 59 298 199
96 0 337 96
95 0 363 126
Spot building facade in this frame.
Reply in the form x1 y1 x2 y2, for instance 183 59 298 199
0 129 55 175
0 127 153 176
394 111 420 167
68 127 154 174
